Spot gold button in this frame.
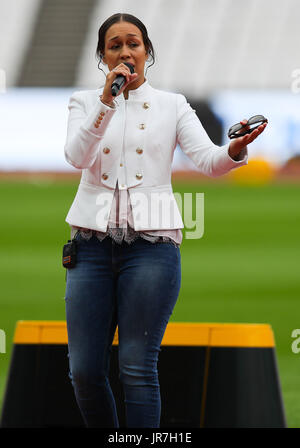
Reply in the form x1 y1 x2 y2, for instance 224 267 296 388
136 148 143 154
136 173 143 180
100 112 105 116
143 102 150 109
102 173 108 180
103 147 110 154
94 123 99 128
139 124 145 130
120 163 123 167
98 116 103 121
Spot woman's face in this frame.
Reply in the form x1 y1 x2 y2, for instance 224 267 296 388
102 21 148 82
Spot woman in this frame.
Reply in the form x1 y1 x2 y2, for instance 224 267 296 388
63 13 267 428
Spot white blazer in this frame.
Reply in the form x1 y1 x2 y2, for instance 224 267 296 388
64 80 248 232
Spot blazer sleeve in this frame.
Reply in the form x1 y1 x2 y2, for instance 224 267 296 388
64 91 117 169
176 94 248 177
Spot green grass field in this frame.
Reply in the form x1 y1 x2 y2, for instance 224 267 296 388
0 178 299 427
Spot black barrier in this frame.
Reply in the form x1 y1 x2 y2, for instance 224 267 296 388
187 99 223 146
0 321 286 428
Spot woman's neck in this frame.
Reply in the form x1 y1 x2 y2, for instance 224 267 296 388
123 76 146 99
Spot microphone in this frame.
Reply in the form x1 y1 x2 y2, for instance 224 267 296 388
111 62 134 97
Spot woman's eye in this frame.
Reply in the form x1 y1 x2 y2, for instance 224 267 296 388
110 42 138 50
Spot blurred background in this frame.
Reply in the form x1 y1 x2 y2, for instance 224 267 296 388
0 0 299 427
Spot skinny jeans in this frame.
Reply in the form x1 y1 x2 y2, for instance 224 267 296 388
64 232 181 428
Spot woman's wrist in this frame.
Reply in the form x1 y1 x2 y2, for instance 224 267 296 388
100 95 115 108
228 142 243 161
228 147 240 161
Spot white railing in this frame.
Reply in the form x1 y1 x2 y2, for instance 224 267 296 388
75 0 298 95
0 0 42 87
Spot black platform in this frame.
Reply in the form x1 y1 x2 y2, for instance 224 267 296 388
0 321 287 428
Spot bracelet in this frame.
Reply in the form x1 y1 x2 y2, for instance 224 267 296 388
100 95 115 109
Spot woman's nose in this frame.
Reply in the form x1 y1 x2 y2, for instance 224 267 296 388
120 45 131 59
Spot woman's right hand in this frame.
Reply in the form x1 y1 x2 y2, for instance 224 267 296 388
101 63 138 106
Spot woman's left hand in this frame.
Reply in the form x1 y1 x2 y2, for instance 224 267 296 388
228 119 268 160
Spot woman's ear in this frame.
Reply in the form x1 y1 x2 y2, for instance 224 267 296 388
101 54 106 64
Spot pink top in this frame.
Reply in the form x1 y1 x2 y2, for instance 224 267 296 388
71 181 183 246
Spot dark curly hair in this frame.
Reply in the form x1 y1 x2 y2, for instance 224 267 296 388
96 13 155 72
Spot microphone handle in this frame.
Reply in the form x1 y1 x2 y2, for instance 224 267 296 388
111 63 134 97
111 76 126 97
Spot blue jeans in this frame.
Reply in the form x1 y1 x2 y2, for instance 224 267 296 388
64 232 181 428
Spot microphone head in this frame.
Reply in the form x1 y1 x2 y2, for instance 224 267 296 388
124 62 134 74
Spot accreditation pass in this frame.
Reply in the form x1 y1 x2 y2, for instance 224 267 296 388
107 432 192 445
